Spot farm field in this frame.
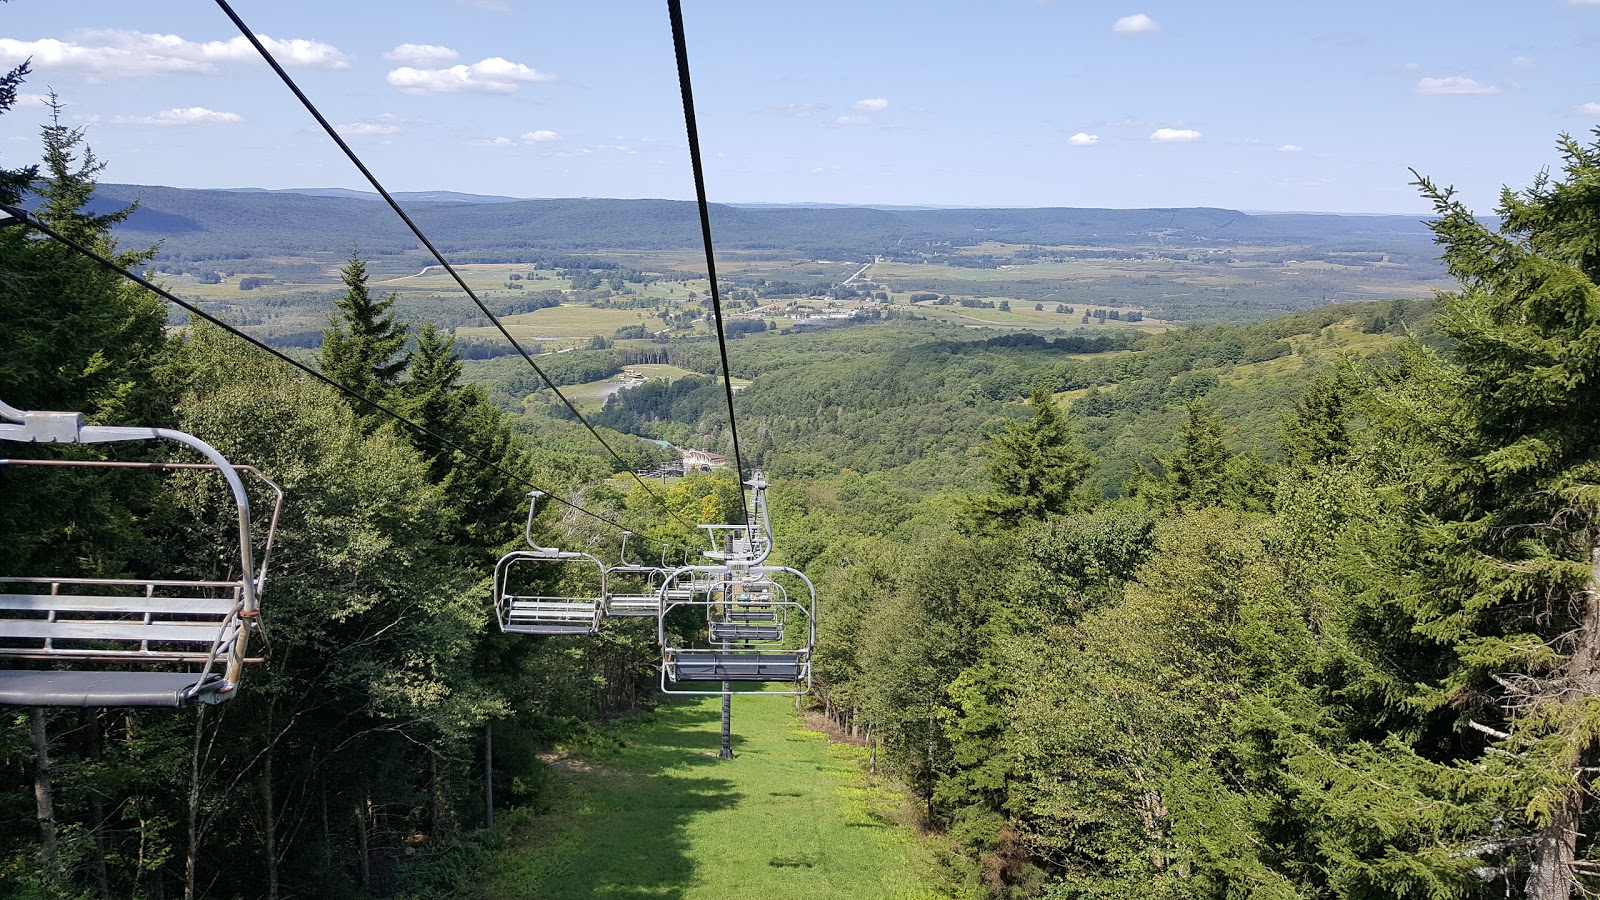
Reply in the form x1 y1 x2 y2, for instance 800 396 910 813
475 696 951 900
562 365 751 414
456 304 665 344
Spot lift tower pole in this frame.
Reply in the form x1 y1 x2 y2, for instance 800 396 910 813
719 537 734 759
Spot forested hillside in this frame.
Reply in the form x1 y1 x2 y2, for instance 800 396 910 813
7 49 1600 900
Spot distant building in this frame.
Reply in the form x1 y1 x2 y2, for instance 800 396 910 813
681 449 727 471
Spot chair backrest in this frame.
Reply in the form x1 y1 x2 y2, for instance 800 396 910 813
0 401 283 706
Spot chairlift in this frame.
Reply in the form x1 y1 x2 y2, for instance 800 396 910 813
657 564 814 695
605 531 667 618
0 401 282 707
492 491 606 635
706 576 785 642
699 473 772 564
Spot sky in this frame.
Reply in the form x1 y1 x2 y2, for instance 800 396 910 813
3 1 1600 214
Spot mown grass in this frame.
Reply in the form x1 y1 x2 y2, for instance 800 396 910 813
475 697 953 900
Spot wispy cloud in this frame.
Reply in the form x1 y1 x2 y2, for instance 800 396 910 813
387 57 555 94
1112 13 1159 33
338 114 404 136
1150 127 1202 143
383 43 458 66
1576 102 1600 116
111 106 244 126
457 0 513 11
852 97 888 113
1414 76 1498 96
521 129 561 143
0 30 351 76
1067 132 1100 146
762 103 823 118
1279 144 1303 152
835 115 872 126
474 136 515 147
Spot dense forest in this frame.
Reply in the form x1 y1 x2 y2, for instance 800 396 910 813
6 48 1600 900
0 77 729 900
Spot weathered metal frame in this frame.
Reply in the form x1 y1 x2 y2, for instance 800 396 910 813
0 401 281 706
655 564 815 696
492 490 607 635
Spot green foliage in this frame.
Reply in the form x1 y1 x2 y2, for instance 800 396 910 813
320 252 409 405
965 389 1095 530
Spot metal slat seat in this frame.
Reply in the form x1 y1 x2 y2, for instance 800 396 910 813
0 670 228 707
664 649 809 683
492 499 607 637
0 404 283 708
605 594 660 617
707 622 784 642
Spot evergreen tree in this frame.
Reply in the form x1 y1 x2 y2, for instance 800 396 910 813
1361 141 1600 899
1128 400 1234 511
320 252 409 404
0 56 35 206
967 387 1094 528
1280 370 1351 471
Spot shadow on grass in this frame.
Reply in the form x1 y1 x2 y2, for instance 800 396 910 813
489 700 741 899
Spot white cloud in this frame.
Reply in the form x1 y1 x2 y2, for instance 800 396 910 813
1067 132 1100 146
1279 144 1304 153
13 92 54 110
762 103 823 118
0 30 351 77
1149 127 1202 143
474 136 515 147
852 97 888 113
1112 13 1159 33
1415 76 1498 96
521 129 561 143
383 43 458 66
338 114 403 136
387 57 555 94
835 115 871 126
1576 102 1600 116
112 106 244 126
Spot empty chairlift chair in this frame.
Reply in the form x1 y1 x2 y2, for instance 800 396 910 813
658 565 816 695
604 532 669 618
0 401 283 707
706 579 786 643
493 492 606 635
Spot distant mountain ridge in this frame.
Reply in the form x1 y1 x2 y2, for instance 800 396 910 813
218 187 528 204
62 183 1444 264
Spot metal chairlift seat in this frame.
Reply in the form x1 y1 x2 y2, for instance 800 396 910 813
657 564 816 695
604 564 666 618
494 549 606 635
0 403 283 707
492 491 606 636
602 531 667 618
707 621 785 642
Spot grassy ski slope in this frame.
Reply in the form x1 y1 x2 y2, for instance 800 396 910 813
477 696 952 899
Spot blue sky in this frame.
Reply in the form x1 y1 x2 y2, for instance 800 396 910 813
3 0 1599 213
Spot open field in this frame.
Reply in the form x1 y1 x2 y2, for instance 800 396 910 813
456 305 664 343
476 697 951 900
562 365 752 414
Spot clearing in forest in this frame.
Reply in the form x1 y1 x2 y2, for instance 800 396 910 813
477 696 950 900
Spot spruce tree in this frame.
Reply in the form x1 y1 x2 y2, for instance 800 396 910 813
968 387 1094 528
319 252 409 404
1280 370 1351 471
1356 136 1600 898
1129 400 1237 511
0 57 35 206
